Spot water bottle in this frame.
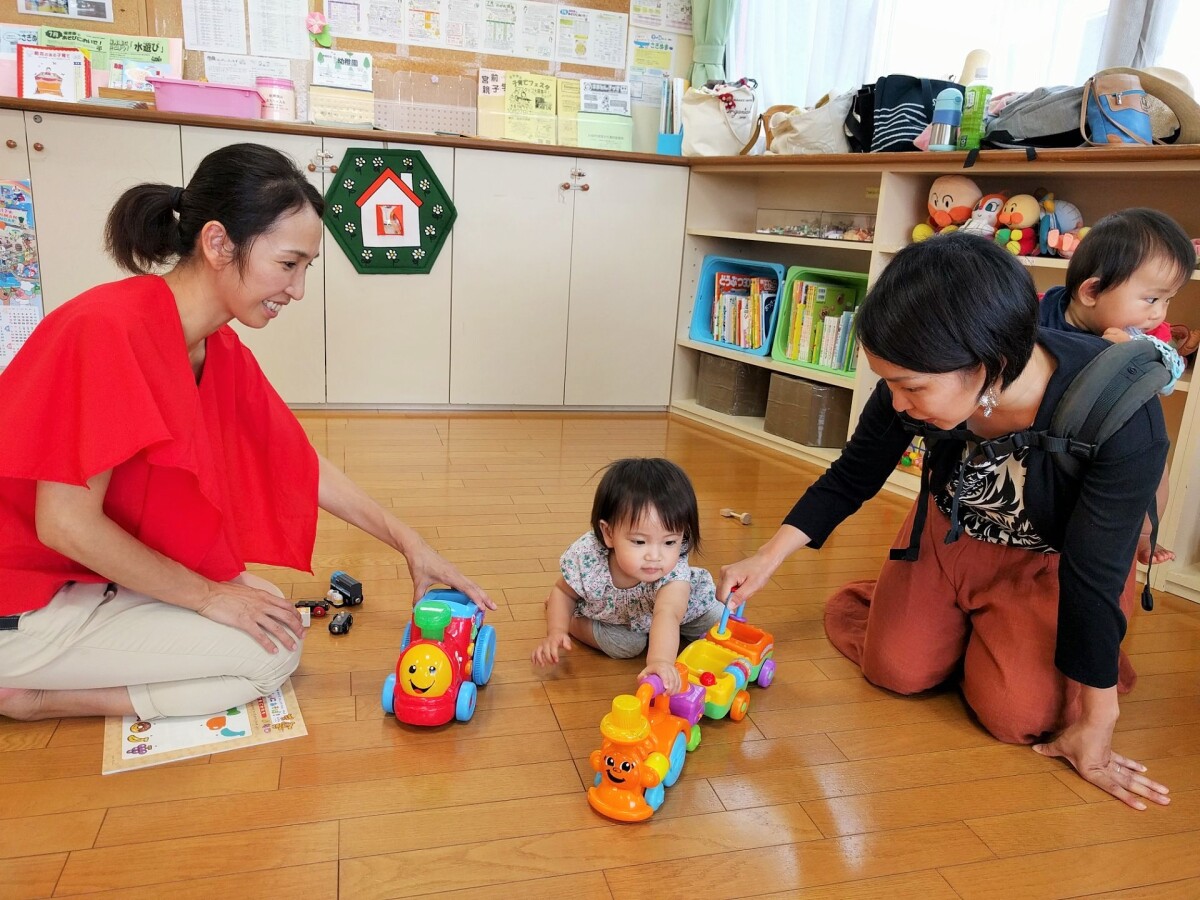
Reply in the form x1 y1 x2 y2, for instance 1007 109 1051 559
929 88 963 151
958 67 992 150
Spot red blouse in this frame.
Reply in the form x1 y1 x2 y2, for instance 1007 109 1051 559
0 275 318 616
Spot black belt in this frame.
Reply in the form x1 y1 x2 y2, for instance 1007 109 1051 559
0 615 20 631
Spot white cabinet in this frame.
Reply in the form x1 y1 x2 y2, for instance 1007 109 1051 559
565 158 688 406
324 139 454 405
451 149 688 407
180 127 327 405
0 109 30 181
450 149 574 405
25 113 182 312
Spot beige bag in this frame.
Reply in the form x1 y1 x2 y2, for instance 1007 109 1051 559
681 79 761 156
764 90 855 154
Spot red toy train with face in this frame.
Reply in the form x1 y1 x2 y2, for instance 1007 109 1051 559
380 590 497 726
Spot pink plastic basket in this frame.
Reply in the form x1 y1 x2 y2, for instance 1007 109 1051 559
147 77 263 120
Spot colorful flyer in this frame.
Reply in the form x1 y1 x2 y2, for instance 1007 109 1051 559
16 44 91 102
0 180 42 373
101 681 307 774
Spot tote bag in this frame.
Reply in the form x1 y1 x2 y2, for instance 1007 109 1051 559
681 79 761 156
765 90 855 154
845 75 962 152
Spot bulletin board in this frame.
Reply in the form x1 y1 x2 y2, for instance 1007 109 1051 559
1 0 694 150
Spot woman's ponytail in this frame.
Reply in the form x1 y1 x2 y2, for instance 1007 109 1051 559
104 182 186 274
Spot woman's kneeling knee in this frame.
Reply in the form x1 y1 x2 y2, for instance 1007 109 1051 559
247 637 304 696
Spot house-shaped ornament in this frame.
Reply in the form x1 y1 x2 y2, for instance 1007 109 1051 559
357 169 422 248
323 148 456 275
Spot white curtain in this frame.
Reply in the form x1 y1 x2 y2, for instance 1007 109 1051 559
1097 0 1180 68
726 0 879 109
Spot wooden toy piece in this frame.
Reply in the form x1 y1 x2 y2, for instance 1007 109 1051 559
719 507 752 525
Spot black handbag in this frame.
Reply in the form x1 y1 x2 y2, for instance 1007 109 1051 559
844 75 962 153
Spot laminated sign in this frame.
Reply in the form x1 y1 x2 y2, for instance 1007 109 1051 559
323 148 456 275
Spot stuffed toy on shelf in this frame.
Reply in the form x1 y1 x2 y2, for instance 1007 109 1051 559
958 192 1008 240
1038 193 1088 258
912 175 982 242
994 193 1042 256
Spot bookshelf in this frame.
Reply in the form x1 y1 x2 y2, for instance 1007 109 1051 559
671 150 1200 598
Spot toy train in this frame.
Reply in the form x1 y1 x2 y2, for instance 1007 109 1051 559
381 589 496 726
588 602 775 822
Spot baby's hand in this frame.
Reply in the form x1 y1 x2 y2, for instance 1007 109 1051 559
532 631 572 666
639 659 682 695
1137 536 1176 566
1102 327 1133 344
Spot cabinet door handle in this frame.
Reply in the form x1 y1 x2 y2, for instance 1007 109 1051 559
329 164 338 173
5 140 16 149
579 183 590 191
307 163 317 171
560 182 572 190
32 142 44 152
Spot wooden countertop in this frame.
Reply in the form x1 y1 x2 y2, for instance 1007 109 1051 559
6 94 1200 172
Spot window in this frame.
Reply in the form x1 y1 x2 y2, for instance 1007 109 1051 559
729 0 1111 110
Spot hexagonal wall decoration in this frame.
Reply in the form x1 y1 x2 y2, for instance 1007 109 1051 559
323 148 456 274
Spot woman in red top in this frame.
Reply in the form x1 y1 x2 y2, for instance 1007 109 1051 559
0 143 492 722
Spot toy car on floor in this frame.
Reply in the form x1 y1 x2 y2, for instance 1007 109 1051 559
702 601 776 688
381 589 496 726
588 664 705 822
676 638 753 721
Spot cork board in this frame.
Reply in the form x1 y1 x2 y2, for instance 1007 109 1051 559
0 0 147 35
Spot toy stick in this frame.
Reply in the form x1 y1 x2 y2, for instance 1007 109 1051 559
719 507 752 525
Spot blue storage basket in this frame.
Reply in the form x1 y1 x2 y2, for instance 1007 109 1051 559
689 255 787 357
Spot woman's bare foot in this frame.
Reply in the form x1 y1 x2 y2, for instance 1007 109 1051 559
0 687 46 721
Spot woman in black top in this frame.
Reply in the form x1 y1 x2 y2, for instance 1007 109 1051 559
719 233 1170 810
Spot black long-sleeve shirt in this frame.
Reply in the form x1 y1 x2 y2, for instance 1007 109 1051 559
784 327 1168 688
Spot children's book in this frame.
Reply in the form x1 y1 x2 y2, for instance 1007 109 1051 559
712 271 776 350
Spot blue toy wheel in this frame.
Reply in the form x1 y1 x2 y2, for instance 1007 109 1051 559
757 657 776 688
400 622 412 651
663 732 688 787
455 681 478 722
645 783 665 812
381 673 396 715
472 624 497 685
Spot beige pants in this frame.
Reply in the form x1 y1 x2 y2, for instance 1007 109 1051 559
0 574 304 719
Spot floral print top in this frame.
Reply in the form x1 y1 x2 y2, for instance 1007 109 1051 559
560 531 720 633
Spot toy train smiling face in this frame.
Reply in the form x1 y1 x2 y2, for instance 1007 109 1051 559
399 643 453 698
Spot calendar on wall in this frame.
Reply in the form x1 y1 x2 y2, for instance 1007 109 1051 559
0 180 44 372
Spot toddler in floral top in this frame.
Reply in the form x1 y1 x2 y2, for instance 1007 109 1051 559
531 458 728 693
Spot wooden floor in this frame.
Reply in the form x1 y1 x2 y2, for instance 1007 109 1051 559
4 412 1200 900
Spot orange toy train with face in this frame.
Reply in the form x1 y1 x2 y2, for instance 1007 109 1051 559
381 590 497 726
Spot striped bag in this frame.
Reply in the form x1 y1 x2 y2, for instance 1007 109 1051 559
845 75 962 153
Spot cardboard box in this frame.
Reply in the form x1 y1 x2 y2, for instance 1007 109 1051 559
764 372 853 447
696 353 771 417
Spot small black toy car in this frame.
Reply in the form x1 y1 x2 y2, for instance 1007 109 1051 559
328 611 353 635
295 599 332 618
328 571 363 607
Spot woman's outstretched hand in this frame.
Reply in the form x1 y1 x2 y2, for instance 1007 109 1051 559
403 535 496 611
196 581 305 653
1033 718 1170 810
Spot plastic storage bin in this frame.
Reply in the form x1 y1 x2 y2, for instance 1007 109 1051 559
689 255 787 357
147 77 263 120
772 266 869 374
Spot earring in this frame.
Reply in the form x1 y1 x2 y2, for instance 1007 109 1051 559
978 386 998 418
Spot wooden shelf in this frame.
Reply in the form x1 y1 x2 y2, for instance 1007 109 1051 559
879 244 1200 280
688 228 875 251
678 339 857 389
670 398 840 465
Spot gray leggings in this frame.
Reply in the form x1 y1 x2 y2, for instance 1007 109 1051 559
588 604 725 659
0 574 303 719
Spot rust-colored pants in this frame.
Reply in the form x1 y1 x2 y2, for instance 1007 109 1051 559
824 501 1137 744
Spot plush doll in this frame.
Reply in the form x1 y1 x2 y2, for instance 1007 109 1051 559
912 175 982 242
1038 193 1086 257
994 193 1042 255
958 192 1008 240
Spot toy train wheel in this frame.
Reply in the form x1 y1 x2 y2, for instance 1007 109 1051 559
730 690 751 722
313 605 327 618
455 681 478 721
473 624 497 685
757 658 776 688
381 673 396 715
645 783 665 812
400 622 412 651
687 723 702 752
664 732 688 787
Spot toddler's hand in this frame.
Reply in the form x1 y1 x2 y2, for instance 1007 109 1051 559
1102 327 1133 344
532 631 572 666
639 660 682 695
1137 535 1175 567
